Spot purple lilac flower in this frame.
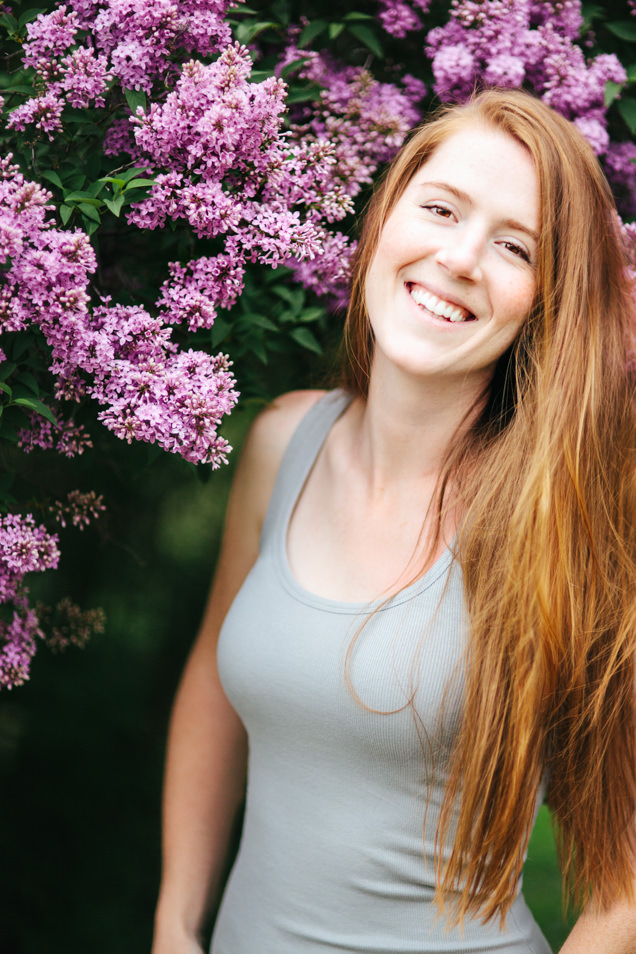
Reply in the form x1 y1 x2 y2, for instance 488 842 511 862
0 154 238 464
123 45 346 316
49 490 106 529
17 412 93 457
38 597 106 653
278 45 423 302
11 0 235 133
0 514 60 689
425 0 627 158
377 0 432 37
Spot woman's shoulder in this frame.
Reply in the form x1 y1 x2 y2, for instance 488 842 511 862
248 388 328 466
234 389 328 531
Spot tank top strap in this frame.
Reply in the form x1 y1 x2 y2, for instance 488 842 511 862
260 389 353 553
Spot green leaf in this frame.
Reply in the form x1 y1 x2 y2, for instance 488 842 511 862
299 19 328 48
123 88 147 114
299 306 325 323
343 11 375 20
64 192 102 206
627 64 636 83
251 338 269 364
0 12 18 32
272 285 304 309
40 169 63 189
606 21 636 42
348 23 383 58
118 166 150 183
250 70 274 83
210 317 231 348
123 178 156 190
234 20 278 44
285 85 321 104
98 176 127 190
13 396 56 424
329 22 345 40
0 362 17 382
18 8 46 28
78 202 102 223
15 371 39 395
64 174 86 191
103 195 125 217
289 327 322 354
241 312 278 331
580 4 604 32
0 381 12 398
85 180 107 198
618 96 636 134
605 80 623 108
10 336 31 361
279 56 312 79
60 204 73 225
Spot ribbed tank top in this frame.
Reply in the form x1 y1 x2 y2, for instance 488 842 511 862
213 390 551 954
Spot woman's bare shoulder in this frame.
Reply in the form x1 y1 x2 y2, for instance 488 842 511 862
233 389 327 529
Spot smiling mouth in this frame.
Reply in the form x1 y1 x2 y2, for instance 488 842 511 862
407 283 476 323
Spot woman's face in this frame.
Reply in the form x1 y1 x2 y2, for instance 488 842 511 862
364 123 539 389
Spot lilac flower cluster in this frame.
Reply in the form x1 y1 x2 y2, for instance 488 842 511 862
8 0 235 137
49 490 106 529
378 0 431 38
279 45 426 299
37 596 106 653
123 45 345 326
0 514 60 689
425 0 626 155
605 142 636 219
18 412 93 457
0 154 238 465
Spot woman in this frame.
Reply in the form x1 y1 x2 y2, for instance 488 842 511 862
151 89 636 953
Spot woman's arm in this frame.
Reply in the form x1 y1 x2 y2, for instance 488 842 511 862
151 390 325 954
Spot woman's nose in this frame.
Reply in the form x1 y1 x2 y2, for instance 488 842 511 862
435 227 484 282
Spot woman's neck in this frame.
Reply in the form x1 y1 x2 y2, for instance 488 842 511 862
349 360 488 495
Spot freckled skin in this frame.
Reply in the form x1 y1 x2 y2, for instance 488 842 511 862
365 123 539 393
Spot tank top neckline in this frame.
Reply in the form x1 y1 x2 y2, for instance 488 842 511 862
271 389 455 616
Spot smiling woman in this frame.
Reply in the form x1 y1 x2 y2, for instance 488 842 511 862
152 90 636 954
364 123 538 388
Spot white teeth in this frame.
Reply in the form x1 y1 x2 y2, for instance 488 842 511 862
408 284 470 323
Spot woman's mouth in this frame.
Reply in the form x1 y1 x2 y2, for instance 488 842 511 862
407 283 476 323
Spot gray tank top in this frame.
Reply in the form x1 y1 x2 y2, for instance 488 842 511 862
213 390 551 954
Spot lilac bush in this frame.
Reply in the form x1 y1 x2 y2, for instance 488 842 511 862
0 0 634 688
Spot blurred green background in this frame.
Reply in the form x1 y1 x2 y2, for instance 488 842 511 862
0 404 576 953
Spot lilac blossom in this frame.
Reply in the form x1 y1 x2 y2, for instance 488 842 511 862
606 142 636 219
9 0 236 136
279 45 424 300
49 490 106 529
0 514 60 689
425 0 626 156
38 597 106 653
123 45 349 316
17 413 93 457
0 154 238 464
378 0 426 38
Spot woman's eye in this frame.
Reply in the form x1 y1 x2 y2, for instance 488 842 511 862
501 240 530 263
425 204 453 219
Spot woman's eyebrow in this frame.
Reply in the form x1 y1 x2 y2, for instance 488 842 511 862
417 179 539 242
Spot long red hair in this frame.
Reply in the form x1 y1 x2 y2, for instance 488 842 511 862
342 89 636 923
